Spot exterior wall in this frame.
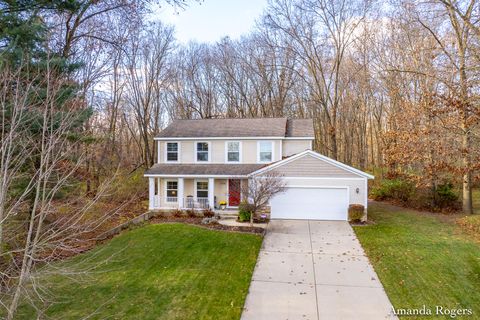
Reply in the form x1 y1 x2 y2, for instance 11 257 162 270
156 178 230 208
242 140 257 163
215 179 228 204
282 140 312 157
211 140 225 163
157 139 283 164
184 179 194 197
273 154 359 178
181 141 195 163
282 177 367 207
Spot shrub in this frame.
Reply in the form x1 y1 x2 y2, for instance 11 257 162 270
186 209 197 218
370 178 414 202
434 183 459 208
238 201 254 222
172 209 183 218
348 204 365 222
238 211 251 222
239 201 255 214
202 208 215 218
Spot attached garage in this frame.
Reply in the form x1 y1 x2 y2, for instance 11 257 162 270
270 187 349 220
250 150 374 221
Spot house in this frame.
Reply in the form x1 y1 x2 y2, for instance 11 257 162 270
144 118 374 221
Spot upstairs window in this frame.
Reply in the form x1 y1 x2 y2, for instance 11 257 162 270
196 142 209 162
226 141 240 162
258 141 273 163
166 142 179 162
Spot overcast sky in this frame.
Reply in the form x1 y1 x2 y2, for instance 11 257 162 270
153 0 269 44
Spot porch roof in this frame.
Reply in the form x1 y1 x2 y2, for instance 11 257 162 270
145 163 266 177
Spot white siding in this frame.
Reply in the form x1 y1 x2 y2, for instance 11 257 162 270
273 154 360 178
158 139 284 164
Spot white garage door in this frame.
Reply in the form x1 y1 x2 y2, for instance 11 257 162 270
270 187 348 220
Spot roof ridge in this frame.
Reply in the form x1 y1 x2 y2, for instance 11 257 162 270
157 117 314 138
173 117 289 121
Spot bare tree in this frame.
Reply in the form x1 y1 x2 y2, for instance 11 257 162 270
123 22 175 166
0 65 35 257
265 0 371 160
0 58 123 319
395 0 480 213
241 172 286 226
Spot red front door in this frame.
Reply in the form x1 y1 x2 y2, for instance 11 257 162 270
228 179 241 207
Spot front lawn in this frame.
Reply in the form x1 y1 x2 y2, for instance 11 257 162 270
474 188 480 214
16 224 262 319
354 202 480 319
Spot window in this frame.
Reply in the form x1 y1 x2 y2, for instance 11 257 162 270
166 142 178 162
196 181 208 198
166 181 178 201
258 141 273 163
196 142 209 162
226 141 240 162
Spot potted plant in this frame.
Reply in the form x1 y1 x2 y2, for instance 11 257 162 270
219 201 227 210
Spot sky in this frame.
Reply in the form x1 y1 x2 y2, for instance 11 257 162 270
152 0 269 44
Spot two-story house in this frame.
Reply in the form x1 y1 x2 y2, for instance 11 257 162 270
145 118 373 221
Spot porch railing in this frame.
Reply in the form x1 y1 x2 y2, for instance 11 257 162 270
157 197 211 209
184 197 209 209
165 196 178 203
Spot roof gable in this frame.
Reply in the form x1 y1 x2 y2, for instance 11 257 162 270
249 150 374 179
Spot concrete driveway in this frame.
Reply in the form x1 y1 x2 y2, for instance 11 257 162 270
241 220 397 320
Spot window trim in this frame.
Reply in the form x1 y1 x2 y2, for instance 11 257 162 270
165 141 180 163
194 179 209 199
225 141 242 163
257 140 274 163
194 141 211 163
165 179 178 202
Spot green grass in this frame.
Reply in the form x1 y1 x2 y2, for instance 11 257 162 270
16 224 262 319
456 188 480 240
354 202 480 319
473 189 480 214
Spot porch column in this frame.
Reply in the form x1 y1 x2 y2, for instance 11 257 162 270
178 178 184 208
208 178 215 209
148 177 155 210
158 178 163 208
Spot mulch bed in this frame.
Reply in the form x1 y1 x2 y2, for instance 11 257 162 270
149 215 265 235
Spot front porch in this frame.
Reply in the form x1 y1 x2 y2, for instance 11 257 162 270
148 177 245 211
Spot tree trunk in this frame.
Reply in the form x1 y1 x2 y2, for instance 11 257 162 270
462 125 473 214
330 126 338 160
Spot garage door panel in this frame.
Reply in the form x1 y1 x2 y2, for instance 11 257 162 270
270 187 348 220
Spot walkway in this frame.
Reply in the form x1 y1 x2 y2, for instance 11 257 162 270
241 220 397 320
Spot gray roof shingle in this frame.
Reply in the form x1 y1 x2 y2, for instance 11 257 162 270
157 118 287 138
156 118 314 138
286 119 315 137
145 163 266 176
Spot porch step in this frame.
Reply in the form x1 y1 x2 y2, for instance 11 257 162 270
219 214 237 219
216 210 238 218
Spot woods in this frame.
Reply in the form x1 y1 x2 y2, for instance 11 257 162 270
0 0 479 318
